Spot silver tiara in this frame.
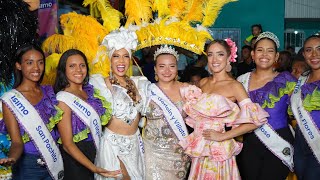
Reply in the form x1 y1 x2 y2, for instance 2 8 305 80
154 45 179 61
256 31 280 48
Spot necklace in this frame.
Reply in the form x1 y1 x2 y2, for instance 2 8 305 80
110 75 138 103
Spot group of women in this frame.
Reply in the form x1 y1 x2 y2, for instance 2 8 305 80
0 27 319 180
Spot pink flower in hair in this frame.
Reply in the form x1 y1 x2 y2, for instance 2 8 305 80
225 38 237 62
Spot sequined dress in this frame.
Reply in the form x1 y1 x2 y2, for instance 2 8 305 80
143 101 190 180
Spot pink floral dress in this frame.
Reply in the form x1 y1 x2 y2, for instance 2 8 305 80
179 85 269 180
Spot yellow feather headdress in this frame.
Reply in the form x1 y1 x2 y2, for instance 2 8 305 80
42 12 115 84
125 0 238 54
41 0 237 85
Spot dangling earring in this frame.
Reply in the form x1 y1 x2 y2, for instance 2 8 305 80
155 74 158 81
226 63 232 72
109 65 113 79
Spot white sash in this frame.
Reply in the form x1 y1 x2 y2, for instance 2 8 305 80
56 91 102 150
291 75 320 163
238 72 294 170
149 84 188 141
89 74 113 106
1 90 64 180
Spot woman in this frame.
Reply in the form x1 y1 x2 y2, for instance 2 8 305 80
0 44 63 180
54 49 119 179
180 39 268 180
290 34 320 180
92 28 150 180
143 45 190 179
237 32 297 180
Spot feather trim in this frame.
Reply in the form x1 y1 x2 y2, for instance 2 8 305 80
83 0 123 32
183 0 206 22
153 0 170 18
125 0 152 26
42 53 61 85
202 0 237 27
169 0 187 17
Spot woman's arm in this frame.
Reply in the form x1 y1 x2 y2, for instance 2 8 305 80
203 123 257 141
203 81 259 141
57 101 120 177
0 102 23 166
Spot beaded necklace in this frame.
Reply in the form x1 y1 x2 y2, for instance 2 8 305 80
110 75 138 103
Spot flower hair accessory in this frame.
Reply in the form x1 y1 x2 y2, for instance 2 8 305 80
225 38 237 62
256 31 280 48
154 45 179 61
101 27 138 59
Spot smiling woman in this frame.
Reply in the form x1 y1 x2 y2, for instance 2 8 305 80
290 34 320 180
142 45 191 180
53 49 118 180
0 43 64 180
237 32 297 180
91 27 151 180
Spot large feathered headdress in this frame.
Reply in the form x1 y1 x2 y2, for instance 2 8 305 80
125 0 238 54
42 0 237 84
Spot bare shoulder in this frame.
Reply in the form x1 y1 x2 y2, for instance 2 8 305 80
57 101 71 112
179 82 190 88
199 77 210 87
231 79 245 90
230 80 249 101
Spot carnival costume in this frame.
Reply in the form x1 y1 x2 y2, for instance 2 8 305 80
0 86 63 179
56 83 111 180
179 84 268 180
92 77 149 180
291 72 320 179
89 28 150 180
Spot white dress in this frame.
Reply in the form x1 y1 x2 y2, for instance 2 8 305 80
90 75 150 180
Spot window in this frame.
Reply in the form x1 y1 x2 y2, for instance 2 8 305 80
284 29 305 51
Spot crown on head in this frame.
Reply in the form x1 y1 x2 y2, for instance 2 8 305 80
256 31 280 48
154 45 179 61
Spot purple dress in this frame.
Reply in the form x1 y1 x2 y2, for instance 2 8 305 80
237 71 297 180
58 83 112 180
293 74 320 179
0 85 62 179
57 84 111 143
0 85 62 154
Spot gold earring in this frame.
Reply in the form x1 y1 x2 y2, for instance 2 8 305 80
155 74 158 81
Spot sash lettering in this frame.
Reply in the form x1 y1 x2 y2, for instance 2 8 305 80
291 76 320 163
57 91 102 150
150 84 188 141
238 73 294 170
1 90 64 180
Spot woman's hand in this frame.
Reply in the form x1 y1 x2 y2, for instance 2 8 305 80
202 129 226 142
94 167 122 178
0 157 16 166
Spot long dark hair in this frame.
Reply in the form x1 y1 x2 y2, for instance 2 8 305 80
13 43 45 88
54 49 89 93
